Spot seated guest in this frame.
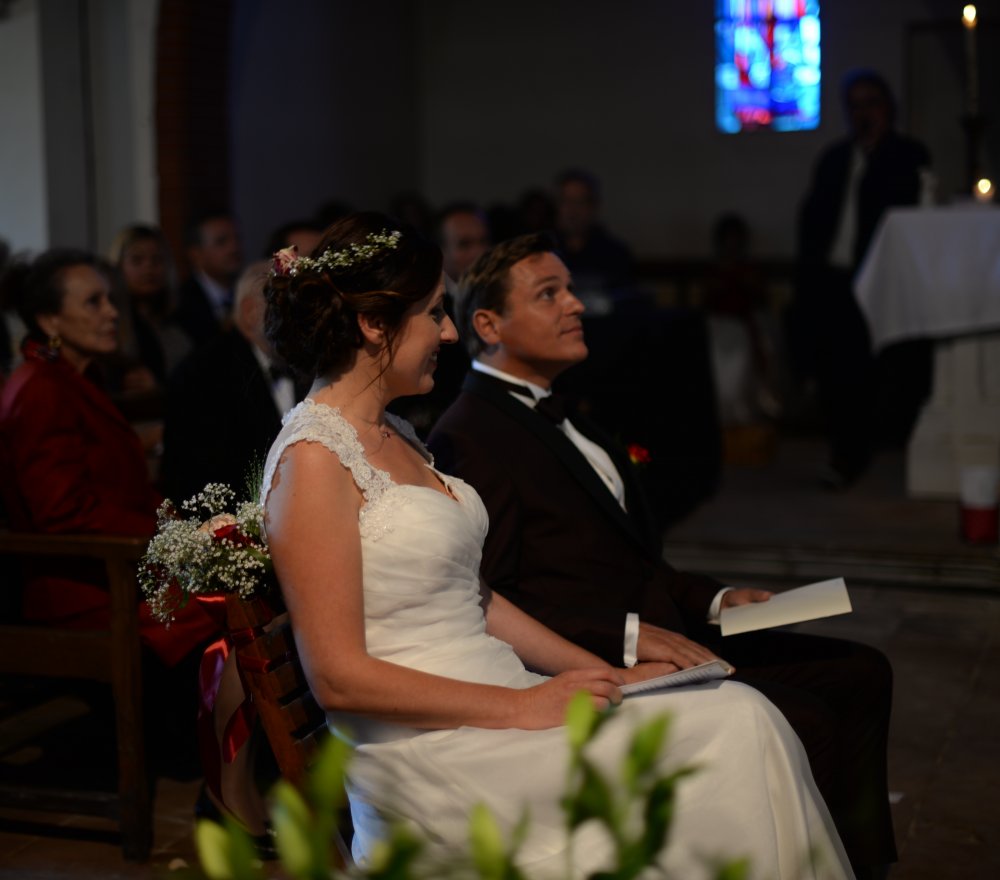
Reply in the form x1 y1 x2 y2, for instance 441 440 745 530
553 168 638 313
436 202 492 282
260 212 851 877
702 212 780 427
263 219 324 261
388 190 433 238
175 210 244 346
0 249 218 772
395 201 493 430
162 261 302 504
108 223 192 386
516 187 556 236
427 234 895 879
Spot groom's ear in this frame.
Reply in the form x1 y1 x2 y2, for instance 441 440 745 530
472 308 501 348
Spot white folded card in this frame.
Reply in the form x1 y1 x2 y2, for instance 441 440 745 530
719 577 852 637
620 658 735 696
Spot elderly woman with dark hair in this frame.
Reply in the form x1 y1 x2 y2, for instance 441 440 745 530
0 248 216 674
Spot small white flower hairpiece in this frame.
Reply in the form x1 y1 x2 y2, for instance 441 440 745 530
270 229 402 278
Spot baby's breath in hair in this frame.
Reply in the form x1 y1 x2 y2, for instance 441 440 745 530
271 229 401 278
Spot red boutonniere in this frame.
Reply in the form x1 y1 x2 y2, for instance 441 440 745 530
627 443 652 466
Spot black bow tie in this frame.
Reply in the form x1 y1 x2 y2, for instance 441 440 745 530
534 393 573 424
489 377 573 424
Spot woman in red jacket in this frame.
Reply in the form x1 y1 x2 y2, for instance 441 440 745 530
0 249 217 773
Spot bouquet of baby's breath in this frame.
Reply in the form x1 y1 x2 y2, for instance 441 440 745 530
140 482 273 623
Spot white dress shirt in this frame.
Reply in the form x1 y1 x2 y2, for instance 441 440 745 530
828 146 867 269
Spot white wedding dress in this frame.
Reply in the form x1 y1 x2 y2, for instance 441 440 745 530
262 400 853 880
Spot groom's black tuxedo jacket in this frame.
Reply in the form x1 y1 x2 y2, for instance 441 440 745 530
427 370 721 663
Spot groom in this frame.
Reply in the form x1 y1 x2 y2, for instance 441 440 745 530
427 234 895 879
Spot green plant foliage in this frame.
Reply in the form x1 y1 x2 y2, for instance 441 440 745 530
194 819 233 880
364 825 424 880
271 781 322 878
469 803 529 880
307 734 352 811
194 816 259 880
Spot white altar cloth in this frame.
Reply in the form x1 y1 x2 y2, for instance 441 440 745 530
853 206 1000 499
855 206 1000 351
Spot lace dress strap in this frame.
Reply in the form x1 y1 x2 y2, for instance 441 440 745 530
261 399 394 507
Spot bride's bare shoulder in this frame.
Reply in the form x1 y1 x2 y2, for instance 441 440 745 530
266 439 361 510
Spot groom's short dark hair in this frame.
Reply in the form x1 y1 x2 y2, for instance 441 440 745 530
457 233 556 359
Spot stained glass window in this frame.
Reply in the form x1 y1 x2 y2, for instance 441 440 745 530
715 0 821 133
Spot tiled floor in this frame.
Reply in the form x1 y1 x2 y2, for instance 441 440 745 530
1 436 997 878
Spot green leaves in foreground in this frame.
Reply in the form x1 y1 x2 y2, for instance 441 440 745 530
195 815 259 880
469 803 529 880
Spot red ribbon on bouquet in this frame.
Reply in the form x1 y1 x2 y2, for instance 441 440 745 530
195 596 263 807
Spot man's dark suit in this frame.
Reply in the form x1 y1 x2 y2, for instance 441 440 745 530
175 276 229 347
792 132 934 473
161 329 287 504
428 369 895 874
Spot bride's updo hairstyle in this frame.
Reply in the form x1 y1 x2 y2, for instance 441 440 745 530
265 211 442 380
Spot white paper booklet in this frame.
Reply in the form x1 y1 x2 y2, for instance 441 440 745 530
620 658 735 696
719 577 852 637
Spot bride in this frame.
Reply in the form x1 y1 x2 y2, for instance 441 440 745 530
260 212 853 879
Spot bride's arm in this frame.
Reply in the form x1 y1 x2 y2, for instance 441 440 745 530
265 441 621 731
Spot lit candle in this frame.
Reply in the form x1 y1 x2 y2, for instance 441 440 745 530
963 5 979 115
974 177 995 203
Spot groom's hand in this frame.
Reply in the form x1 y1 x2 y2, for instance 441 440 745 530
637 622 719 671
721 588 774 609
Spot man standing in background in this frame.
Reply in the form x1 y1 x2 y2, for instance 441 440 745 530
794 69 933 489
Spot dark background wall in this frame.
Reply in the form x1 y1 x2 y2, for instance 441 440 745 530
227 0 1000 260
415 1 997 257
228 0 420 260
2 0 998 259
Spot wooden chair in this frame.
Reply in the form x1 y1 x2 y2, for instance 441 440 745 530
0 531 151 860
223 594 351 867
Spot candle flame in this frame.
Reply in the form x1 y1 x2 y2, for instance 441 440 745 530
963 5 978 28
975 178 993 196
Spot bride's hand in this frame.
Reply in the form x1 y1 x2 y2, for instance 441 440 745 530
515 668 624 729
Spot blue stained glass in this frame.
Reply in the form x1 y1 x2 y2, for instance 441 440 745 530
715 0 821 132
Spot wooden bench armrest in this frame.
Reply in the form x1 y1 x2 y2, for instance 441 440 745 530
0 531 148 680
0 532 148 560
